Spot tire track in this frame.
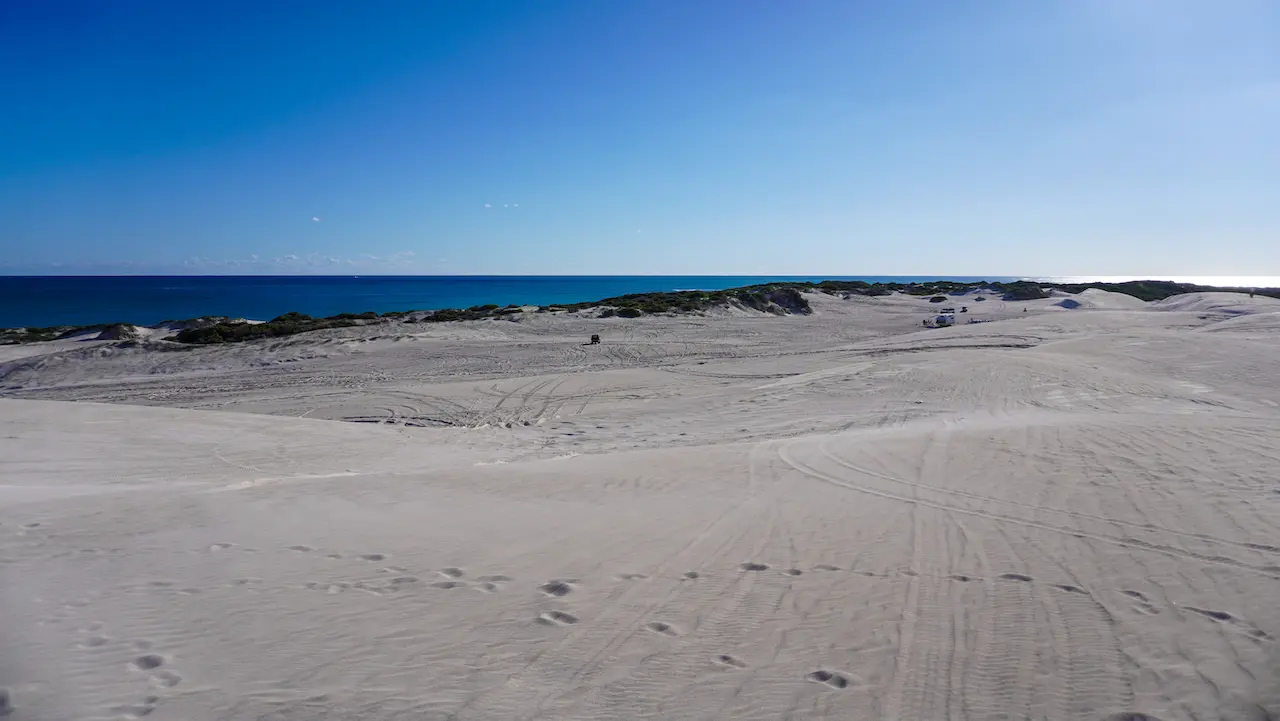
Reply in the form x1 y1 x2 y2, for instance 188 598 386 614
815 434 1279 557
776 441 1279 577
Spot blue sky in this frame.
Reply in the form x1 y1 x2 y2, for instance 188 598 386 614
2 0 1277 276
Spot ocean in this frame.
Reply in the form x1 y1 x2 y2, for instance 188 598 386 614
0 275 1019 328
2 275 1274 329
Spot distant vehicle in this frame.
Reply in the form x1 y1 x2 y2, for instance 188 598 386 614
941 307 956 314
935 315 953 327
589 334 600 344
960 306 968 313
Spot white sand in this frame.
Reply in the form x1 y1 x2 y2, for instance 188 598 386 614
2 290 1278 720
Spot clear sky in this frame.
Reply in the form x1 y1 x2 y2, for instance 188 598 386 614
2 0 1277 276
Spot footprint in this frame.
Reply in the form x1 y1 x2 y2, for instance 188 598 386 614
326 553 343 559
536 610 579 626
388 576 419 586
644 621 680 636
813 564 841 571
80 635 110 648
438 567 464 578
713 654 747 668
476 574 512 583
113 695 159 719
948 575 976 582
430 581 464 590
999 573 1033 582
132 654 165 671
378 565 408 574
682 571 701 580
360 554 387 562
1185 607 1234 622
209 543 233 551
1051 584 1085 594
539 581 574 597
617 573 648 581
232 578 261 586
739 562 769 572
1105 714 1165 721
151 670 182 688
1121 590 1149 601
287 545 313 553
475 582 499 593
805 670 850 689
782 568 803 576
901 569 918 577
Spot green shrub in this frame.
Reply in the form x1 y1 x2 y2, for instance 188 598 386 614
173 326 226 344
765 287 811 314
998 282 1049 301
929 296 947 303
617 307 642 318
599 308 617 318
270 311 312 323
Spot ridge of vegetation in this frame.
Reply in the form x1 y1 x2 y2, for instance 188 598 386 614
3 280 1276 345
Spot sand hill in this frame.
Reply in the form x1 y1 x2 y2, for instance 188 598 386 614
1 290 1277 720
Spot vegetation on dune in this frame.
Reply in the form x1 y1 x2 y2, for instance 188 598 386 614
997 282 1050 301
171 312 369 344
7 278 1279 346
562 284 814 317
2 321 139 344
1049 279 1280 302
1 326 64 344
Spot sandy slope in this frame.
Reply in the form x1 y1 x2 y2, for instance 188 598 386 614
2 291 1279 721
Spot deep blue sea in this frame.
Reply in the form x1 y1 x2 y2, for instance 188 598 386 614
0 275 1022 328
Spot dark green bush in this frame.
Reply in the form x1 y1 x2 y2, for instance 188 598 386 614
617 307 642 318
998 282 1049 301
174 326 226 343
929 296 947 303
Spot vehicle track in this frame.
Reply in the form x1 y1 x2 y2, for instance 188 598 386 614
775 441 1279 578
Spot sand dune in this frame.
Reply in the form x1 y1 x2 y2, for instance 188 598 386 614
1150 291 1280 315
1052 288 1150 311
2 290 1278 720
